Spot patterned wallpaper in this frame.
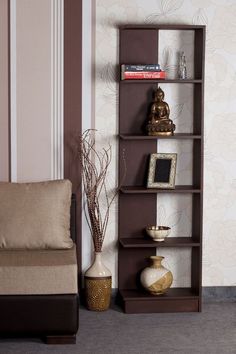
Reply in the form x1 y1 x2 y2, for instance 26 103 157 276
95 0 236 287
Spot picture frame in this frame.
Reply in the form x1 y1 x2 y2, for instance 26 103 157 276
147 153 177 189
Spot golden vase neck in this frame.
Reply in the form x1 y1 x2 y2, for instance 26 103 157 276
150 256 164 268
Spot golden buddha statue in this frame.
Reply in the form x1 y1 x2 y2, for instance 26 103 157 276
146 87 175 136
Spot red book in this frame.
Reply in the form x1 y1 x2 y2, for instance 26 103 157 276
121 71 166 80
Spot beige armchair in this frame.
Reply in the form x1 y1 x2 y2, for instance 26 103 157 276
0 180 79 344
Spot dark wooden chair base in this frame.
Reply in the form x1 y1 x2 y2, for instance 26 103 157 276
45 335 76 344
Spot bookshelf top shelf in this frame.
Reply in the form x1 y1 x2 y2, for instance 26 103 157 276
120 24 206 31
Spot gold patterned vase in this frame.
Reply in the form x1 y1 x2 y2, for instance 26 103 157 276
140 256 173 295
84 252 112 311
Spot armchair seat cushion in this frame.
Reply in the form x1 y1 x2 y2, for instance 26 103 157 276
0 244 78 295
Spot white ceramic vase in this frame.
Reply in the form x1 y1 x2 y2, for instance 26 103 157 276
84 252 112 311
140 256 173 295
85 252 111 277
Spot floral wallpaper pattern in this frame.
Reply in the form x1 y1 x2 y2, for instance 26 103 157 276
95 0 236 287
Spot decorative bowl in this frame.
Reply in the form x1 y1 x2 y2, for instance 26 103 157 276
146 226 171 242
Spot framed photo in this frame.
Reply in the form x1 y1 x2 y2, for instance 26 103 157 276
147 153 177 189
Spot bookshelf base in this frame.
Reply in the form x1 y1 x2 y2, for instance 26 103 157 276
119 288 200 314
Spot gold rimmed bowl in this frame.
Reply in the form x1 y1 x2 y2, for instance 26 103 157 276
146 226 171 242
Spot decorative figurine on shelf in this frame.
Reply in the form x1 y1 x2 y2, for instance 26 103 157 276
178 51 187 79
146 87 175 136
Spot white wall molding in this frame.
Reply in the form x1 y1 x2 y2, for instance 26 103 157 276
10 0 17 182
82 0 94 272
51 0 64 180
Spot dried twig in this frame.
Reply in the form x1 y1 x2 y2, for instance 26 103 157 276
78 129 125 252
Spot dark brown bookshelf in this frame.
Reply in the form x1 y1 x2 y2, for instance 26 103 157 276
120 237 200 248
118 24 205 314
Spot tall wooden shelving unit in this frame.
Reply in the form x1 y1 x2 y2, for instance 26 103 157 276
118 25 205 314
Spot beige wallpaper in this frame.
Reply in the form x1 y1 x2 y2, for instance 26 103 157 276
95 0 236 287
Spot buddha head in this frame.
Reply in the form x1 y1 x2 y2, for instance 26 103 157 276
154 87 164 102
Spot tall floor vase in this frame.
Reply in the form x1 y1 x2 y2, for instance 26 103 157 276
84 252 112 311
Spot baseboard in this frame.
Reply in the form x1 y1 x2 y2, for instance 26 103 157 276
111 287 236 302
202 287 236 301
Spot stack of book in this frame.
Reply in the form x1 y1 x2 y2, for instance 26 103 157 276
121 64 166 80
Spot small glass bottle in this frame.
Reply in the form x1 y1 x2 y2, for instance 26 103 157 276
178 51 187 80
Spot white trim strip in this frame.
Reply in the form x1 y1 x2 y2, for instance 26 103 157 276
82 0 92 133
51 0 64 180
10 0 17 182
60 0 64 179
82 0 93 272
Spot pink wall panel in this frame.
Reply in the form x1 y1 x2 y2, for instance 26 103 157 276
0 0 9 181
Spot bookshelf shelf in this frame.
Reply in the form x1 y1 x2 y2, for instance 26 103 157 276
120 186 201 194
120 133 202 140
120 237 200 248
121 79 202 84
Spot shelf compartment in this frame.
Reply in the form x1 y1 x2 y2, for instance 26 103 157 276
120 133 202 140
120 79 202 84
120 237 200 248
120 288 200 313
120 186 201 194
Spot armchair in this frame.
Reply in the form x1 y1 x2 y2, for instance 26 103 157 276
0 181 79 344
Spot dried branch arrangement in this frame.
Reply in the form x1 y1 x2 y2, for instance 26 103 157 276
79 129 122 252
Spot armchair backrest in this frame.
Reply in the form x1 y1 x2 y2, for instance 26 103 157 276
70 194 77 243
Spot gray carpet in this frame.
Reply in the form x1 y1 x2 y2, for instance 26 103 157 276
0 302 235 354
